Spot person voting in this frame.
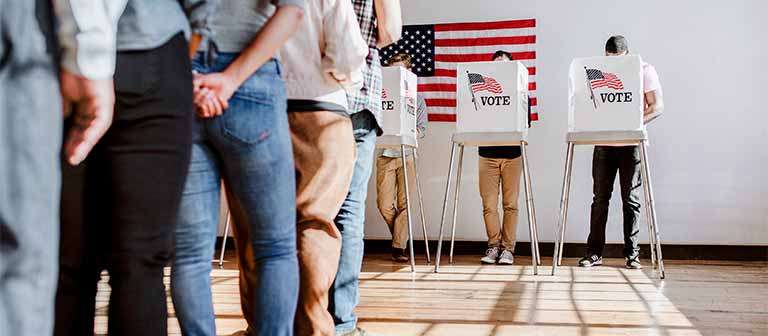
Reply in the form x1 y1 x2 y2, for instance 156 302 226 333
578 35 664 269
376 53 428 262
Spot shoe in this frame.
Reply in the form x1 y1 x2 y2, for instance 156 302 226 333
498 249 514 265
481 246 500 264
391 247 409 263
626 256 642 269
337 327 381 336
578 254 603 267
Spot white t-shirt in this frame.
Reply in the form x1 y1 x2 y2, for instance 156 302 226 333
603 62 662 147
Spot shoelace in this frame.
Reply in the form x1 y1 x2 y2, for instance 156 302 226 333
485 247 498 256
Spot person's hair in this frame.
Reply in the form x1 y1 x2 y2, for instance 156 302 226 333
387 53 413 69
492 50 513 61
605 35 629 54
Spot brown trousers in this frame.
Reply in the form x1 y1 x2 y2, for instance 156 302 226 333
375 155 415 249
478 157 522 251
231 111 355 335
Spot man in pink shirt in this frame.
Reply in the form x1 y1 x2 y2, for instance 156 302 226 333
579 35 664 269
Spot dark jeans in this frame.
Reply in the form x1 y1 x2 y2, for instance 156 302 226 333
56 33 193 336
329 111 379 333
0 1 61 335
587 146 641 258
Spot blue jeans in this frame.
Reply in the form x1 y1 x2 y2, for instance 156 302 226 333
170 53 299 336
329 111 379 333
0 1 61 334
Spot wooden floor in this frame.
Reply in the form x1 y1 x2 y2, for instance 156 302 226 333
94 254 768 336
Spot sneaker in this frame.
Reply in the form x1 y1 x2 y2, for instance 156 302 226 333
626 256 642 269
578 254 603 267
481 246 500 264
498 249 514 265
391 247 408 263
337 327 380 336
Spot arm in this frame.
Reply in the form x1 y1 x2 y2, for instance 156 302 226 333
324 0 368 90
194 4 304 117
53 0 127 165
643 90 663 124
180 0 219 58
416 97 427 138
374 0 401 48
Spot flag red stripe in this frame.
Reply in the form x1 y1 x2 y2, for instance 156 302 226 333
434 35 536 47
530 113 539 121
425 98 456 107
435 19 536 32
431 67 536 78
418 82 537 92
435 51 536 63
428 114 457 122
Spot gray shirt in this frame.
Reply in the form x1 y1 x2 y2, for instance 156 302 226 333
117 0 218 51
381 96 428 158
207 0 306 53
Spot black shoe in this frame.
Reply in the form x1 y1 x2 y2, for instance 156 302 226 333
626 256 642 269
391 247 409 263
578 254 603 267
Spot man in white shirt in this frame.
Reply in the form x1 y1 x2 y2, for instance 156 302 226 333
579 35 664 269
0 1 125 334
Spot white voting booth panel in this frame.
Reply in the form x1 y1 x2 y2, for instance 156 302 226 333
569 55 644 132
380 67 418 141
455 61 529 134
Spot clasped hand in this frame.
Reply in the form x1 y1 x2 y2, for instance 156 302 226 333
193 71 238 118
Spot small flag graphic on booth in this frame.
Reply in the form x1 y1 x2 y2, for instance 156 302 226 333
585 68 624 90
382 88 389 100
467 72 504 94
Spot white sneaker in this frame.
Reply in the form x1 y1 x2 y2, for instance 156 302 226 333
498 249 514 265
481 246 500 264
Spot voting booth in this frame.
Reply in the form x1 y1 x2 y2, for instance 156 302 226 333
551 55 666 279
376 66 428 272
434 60 541 275
380 66 418 146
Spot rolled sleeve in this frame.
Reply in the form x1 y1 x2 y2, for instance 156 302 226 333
416 96 428 138
53 0 127 79
182 0 218 37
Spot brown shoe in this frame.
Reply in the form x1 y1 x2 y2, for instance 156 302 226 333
391 247 409 263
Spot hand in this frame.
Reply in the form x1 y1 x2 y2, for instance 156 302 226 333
193 72 236 118
60 70 115 165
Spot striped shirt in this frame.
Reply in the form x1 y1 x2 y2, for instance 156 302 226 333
347 0 383 132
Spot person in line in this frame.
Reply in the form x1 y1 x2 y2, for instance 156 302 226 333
579 35 664 269
55 1 219 335
278 0 369 334
375 53 428 263
328 0 402 335
0 1 125 335
477 50 526 265
168 0 305 335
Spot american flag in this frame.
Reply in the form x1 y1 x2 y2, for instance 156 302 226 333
586 68 624 90
382 88 389 100
467 72 503 94
380 19 537 121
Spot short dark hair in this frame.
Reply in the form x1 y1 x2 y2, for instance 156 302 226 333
387 53 413 69
492 50 513 61
605 35 629 54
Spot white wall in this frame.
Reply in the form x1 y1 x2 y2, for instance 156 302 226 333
363 0 768 245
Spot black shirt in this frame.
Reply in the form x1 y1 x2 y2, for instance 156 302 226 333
478 146 521 159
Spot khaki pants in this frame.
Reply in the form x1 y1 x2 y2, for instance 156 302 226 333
478 157 522 251
375 156 415 249
233 111 356 336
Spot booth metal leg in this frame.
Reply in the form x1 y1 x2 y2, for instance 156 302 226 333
522 142 541 265
551 142 575 276
401 145 417 273
642 164 658 268
218 211 231 268
412 148 431 264
434 143 458 273
448 145 465 264
639 143 665 279
520 142 539 275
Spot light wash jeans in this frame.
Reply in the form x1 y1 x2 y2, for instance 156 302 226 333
170 52 299 336
329 111 378 333
0 1 61 335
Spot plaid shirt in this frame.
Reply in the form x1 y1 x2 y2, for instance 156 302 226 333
347 0 383 131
